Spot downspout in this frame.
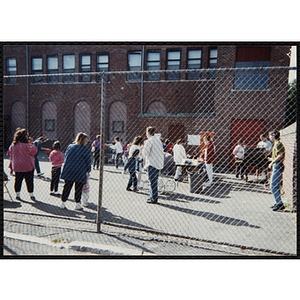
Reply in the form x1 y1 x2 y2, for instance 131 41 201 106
141 46 144 114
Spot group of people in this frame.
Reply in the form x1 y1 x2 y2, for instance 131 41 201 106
7 126 286 212
7 128 92 211
233 132 286 212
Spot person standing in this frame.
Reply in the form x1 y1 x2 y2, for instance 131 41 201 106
60 132 92 210
129 135 144 187
91 135 101 170
7 128 38 200
202 135 216 190
49 141 65 196
33 136 49 177
256 134 273 180
143 126 164 204
173 139 187 181
268 131 285 211
233 139 245 179
124 149 140 192
109 137 123 169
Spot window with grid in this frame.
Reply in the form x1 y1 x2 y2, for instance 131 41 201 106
80 54 91 82
127 51 141 81
31 57 43 83
187 49 202 80
234 47 270 90
63 55 75 83
47 56 58 83
97 53 109 81
6 57 17 84
208 48 217 79
146 51 160 81
167 50 181 80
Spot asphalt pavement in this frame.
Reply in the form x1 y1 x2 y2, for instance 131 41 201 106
3 155 297 257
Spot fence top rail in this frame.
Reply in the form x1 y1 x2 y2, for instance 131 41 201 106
3 66 297 78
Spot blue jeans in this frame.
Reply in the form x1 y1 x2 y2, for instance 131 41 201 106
34 155 41 174
270 162 284 205
148 166 159 202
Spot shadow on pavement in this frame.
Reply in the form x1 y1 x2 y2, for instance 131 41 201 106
3 200 22 209
162 192 221 204
157 202 261 229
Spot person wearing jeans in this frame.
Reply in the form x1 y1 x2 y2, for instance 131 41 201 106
143 126 164 204
268 131 285 211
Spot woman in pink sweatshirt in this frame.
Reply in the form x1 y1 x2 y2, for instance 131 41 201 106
7 128 38 200
49 141 65 195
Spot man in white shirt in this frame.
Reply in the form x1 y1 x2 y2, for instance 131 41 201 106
109 137 123 169
233 139 245 179
143 126 164 204
173 139 186 181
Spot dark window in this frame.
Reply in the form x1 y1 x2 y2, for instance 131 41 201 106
234 47 271 90
146 51 160 81
31 57 43 83
97 53 109 81
128 51 141 81
45 119 55 131
6 57 17 84
63 55 75 83
187 49 202 79
47 55 58 83
167 50 180 80
208 48 217 79
113 121 124 133
80 54 91 82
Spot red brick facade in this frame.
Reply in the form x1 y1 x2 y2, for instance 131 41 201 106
3 44 291 169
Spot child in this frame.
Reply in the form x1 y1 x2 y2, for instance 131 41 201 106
124 149 139 192
49 141 65 195
81 172 90 207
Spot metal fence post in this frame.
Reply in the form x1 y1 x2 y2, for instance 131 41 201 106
97 75 106 232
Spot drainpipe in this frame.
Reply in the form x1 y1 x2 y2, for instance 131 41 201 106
26 45 29 130
141 46 144 114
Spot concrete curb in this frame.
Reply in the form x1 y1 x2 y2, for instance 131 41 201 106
4 231 155 256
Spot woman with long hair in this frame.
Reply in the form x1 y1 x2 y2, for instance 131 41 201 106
7 128 38 200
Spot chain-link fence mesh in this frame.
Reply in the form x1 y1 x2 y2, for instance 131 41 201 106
3 66 297 256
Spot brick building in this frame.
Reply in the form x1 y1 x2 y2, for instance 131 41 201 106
3 44 292 169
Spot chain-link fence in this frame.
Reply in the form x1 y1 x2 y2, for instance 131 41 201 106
3 66 297 256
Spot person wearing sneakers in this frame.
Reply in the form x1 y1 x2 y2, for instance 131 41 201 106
124 149 140 192
49 141 65 196
7 128 38 200
60 132 92 210
143 126 164 204
268 130 285 212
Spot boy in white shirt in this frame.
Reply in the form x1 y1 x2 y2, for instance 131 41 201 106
233 139 245 179
109 137 123 169
173 139 187 181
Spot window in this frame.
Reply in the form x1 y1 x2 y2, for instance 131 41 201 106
113 121 124 133
45 119 55 131
32 57 43 83
97 53 109 81
146 51 160 81
63 55 75 83
208 48 218 79
47 55 58 83
167 50 180 80
80 54 91 82
234 47 271 90
6 58 17 84
187 49 202 80
127 51 141 81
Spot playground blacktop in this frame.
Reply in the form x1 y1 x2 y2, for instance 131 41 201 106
2 155 298 257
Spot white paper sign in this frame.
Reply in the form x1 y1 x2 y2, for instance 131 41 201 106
187 135 200 146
